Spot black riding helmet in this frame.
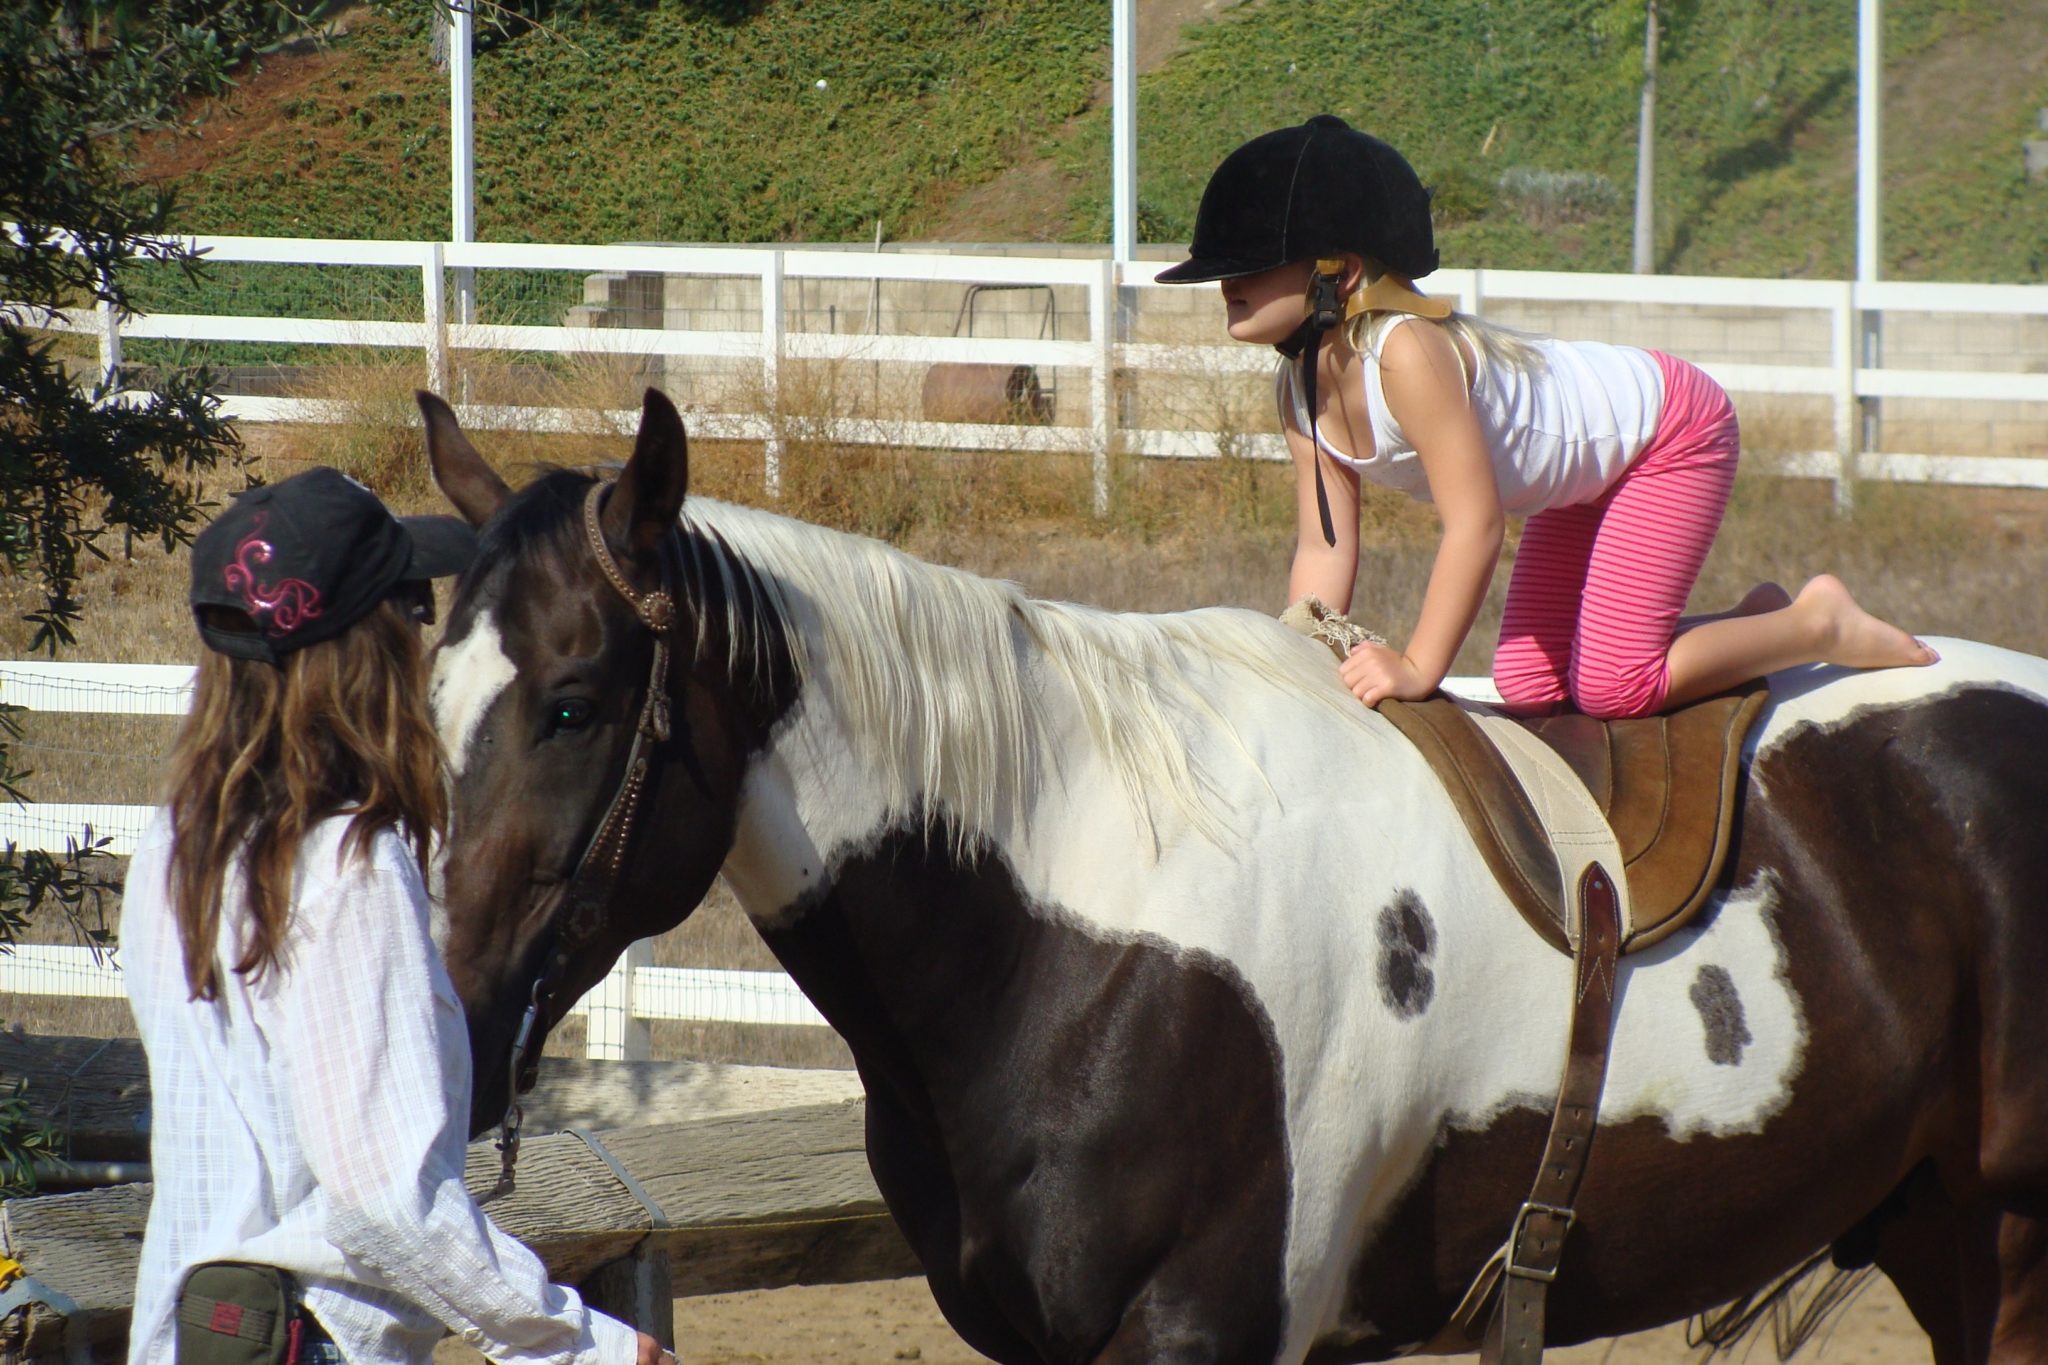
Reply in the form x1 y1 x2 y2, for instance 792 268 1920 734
1155 114 1439 285
1158 117 1443 548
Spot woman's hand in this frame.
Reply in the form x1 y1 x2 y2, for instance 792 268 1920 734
636 1332 675 1365
1339 641 1436 708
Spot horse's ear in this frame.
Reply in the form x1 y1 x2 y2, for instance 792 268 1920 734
604 387 689 557
418 390 511 528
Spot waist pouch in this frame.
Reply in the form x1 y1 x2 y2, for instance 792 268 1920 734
175 1263 305 1365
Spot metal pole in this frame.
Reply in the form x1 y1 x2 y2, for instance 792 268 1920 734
1853 0 1882 502
1856 0 1882 289
450 1 476 331
1630 0 1658 275
1111 0 1137 265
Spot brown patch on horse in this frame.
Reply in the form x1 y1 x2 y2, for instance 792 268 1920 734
761 819 1291 1364
1690 964 1753 1067
1375 891 1437 1021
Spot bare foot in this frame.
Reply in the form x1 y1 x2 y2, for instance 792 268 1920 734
1795 574 1940 669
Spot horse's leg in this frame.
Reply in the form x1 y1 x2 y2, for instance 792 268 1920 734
1085 1299 1238 1365
1867 1167 2002 1364
859 1091 1045 1365
1991 1212 2048 1362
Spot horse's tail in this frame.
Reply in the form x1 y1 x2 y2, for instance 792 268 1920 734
1687 1248 1880 1360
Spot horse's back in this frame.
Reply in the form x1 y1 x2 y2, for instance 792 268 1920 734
1746 635 2048 1200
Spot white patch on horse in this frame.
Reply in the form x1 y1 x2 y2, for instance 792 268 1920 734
723 748 833 923
1598 874 1803 1137
431 614 517 778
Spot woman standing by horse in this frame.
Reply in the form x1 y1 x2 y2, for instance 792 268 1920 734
1156 115 1935 716
122 469 667 1365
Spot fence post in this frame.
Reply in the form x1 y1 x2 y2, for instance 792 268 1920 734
761 251 785 499
423 242 449 399
1832 281 1857 513
97 272 122 390
1460 267 1485 320
1090 257 1115 517
1857 289 1883 506
584 938 653 1061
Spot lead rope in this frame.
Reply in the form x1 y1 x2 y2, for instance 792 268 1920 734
489 978 548 1198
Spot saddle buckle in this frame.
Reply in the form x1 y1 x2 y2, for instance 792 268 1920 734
1505 1200 1576 1283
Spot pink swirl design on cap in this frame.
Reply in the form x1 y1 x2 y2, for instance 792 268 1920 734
224 513 322 637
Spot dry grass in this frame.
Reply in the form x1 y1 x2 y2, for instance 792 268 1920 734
8 364 2048 1064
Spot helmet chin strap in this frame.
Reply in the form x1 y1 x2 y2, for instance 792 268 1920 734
1278 259 1349 547
1273 263 1456 548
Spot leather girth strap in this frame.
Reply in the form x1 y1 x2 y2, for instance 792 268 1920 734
1482 864 1622 1363
1406 863 1625 1361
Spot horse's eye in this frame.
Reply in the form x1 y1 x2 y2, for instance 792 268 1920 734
546 697 594 736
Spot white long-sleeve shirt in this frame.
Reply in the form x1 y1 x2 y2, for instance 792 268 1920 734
122 811 638 1365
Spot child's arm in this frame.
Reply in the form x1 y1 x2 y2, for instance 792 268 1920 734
1340 320 1504 706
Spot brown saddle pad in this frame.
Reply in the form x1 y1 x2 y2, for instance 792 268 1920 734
1380 685 1768 955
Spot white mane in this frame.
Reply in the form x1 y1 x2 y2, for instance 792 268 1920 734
675 498 1371 851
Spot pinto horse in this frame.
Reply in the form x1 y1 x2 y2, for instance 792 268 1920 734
418 389 2048 1365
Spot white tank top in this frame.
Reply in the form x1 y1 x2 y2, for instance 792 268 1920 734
1280 314 1666 516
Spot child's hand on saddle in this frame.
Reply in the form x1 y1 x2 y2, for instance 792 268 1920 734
1339 641 1435 708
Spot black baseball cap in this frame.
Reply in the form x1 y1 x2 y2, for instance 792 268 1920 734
1154 115 1439 285
189 467 477 663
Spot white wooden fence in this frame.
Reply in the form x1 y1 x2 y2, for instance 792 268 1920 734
5 234 2044 1056
19 233 2048 509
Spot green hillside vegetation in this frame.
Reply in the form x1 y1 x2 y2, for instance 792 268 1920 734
126 0 2044 349
148 2 1107 244
1072 0 2046 281
125 0 1109 352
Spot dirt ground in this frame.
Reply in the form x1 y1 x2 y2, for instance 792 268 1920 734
669 1273 1931 1363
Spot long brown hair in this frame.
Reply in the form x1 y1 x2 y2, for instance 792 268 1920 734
164 597 446 1001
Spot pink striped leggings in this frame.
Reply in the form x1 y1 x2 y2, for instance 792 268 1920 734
1491 352 1740 719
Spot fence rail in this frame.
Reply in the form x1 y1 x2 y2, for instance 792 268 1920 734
12 231 2047 506
0 943 826 1030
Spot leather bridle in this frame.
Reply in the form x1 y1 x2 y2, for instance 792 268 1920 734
490 478 678 1194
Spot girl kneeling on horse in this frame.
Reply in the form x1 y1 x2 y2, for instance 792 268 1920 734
1157 115 1936 718
124 469 669 1365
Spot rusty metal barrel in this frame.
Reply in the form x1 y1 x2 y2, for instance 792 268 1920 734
920 362 1053 425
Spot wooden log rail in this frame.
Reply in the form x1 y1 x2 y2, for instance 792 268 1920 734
0 1101 920 1365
